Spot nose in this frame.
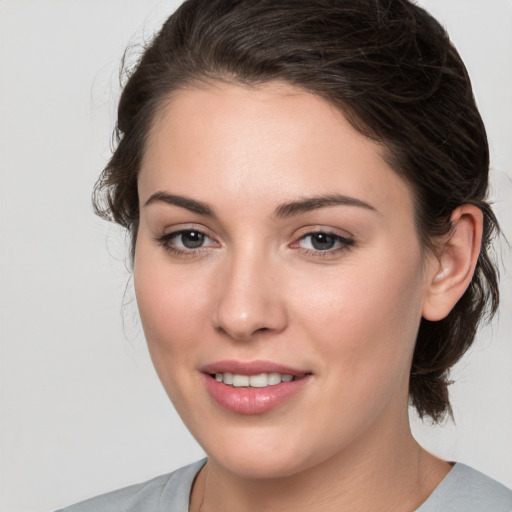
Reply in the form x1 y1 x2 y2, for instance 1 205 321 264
212 251 288 341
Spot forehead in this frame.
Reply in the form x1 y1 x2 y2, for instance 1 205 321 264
139 81 414 220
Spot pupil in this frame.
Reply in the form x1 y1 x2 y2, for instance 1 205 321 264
311 233 335 250
181 231 204 249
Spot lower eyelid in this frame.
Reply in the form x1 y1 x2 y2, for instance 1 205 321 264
297 243 355 261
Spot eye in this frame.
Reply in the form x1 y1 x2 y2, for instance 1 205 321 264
301 232 339 251
293 230 355 256
173 230 207 249
154 228 218 256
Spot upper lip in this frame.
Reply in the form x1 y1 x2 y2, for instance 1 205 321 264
200 360 310 376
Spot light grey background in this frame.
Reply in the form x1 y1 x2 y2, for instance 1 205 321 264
0 1 510 511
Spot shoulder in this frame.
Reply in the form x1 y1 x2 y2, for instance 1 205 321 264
417 463 512 512
55 459 206 512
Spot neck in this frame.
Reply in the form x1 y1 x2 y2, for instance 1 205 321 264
191 413 450 512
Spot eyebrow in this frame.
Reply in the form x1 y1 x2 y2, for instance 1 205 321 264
274 194 378 218
144 191 215 217
143 191 378 218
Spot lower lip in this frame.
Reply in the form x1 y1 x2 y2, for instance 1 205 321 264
203 374 312 415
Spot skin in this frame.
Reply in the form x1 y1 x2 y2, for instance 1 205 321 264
134 81 482 511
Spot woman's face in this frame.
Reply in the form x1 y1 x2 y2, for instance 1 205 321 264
135 82 436 478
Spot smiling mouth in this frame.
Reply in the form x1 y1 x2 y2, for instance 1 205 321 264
203 365 312 414
210 372 307 388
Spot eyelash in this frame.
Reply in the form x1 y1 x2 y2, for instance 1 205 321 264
154 229 217 257
154 229 355 259
293 231 355 259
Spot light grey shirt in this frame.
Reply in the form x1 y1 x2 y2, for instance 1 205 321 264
56 460 512 512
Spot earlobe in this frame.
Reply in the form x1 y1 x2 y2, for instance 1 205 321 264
422 205 483 321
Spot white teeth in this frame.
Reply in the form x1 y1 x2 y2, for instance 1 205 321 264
214 372 298 387
249 374 268 388
232 375 249 387
267 373 282 385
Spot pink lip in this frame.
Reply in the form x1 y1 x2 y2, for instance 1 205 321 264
201 360 312 415
201 359 307 376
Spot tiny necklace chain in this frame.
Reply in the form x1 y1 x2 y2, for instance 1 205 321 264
197 463 209 512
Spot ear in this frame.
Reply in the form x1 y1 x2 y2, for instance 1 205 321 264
422 204 483 321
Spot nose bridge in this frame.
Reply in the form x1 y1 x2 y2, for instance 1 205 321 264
212 242 287 340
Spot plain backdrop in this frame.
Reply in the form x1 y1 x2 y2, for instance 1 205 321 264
0 1 511 511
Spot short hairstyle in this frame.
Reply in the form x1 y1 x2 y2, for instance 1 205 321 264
94 0 500 422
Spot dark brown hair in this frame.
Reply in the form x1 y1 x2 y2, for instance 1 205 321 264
94 0 500 421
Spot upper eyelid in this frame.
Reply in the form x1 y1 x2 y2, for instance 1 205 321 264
159 223 215 238
155 227 214 243
163 228 215 242
293 225 355 240
299 230 352 240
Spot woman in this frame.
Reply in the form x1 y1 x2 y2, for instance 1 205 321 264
58 0 511 510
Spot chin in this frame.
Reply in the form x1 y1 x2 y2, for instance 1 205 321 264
194 423 332 480
214 450 312 480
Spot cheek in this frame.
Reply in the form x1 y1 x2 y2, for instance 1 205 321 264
293 250 425 379
134 259 215 420
133 245 210 373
